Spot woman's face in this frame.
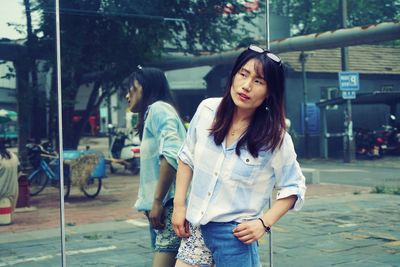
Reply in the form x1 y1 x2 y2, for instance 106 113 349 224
126 79 143 113
230 59 268 112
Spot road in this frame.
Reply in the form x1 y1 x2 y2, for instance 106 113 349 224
300 157 400 188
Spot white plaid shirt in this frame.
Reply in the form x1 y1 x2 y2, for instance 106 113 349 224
178 98 306 226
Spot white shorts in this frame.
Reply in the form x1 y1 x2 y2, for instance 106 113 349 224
176 223 214 267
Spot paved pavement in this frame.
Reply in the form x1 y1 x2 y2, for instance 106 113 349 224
0 137 399 266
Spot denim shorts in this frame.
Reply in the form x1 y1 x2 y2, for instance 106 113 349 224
200 222 261 267
147 201 181 253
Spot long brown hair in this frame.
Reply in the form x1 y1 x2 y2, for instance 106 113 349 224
128 67 177 140
210 48 286 157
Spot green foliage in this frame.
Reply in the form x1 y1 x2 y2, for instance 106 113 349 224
30 0 254 147
371 185 387 193
270 0 400 35
371 185 400 195
34 0 249 82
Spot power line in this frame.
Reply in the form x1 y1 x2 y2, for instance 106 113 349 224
38 7 186 22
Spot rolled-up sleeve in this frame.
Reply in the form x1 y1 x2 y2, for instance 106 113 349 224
177 102 203 169
272 133 306 211
148 103 185 170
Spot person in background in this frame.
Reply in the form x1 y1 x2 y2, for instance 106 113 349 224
0 140 19 215
126 66 186 267
172 45 306 267
88 115 98 136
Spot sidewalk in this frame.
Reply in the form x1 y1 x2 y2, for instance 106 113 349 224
0 172 371 234
1 137 399 266
299 155 400 169
1 191 398 266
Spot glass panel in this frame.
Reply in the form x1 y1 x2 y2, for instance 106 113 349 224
3 0 398 265
55 0 268 265
0 0 62 265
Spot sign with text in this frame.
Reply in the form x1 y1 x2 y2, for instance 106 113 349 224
338 72 359 91
342 90 356 99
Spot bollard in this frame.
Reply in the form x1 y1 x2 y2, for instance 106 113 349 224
0 198 12 225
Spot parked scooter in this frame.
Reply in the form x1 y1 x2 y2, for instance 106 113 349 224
108 125 140 175
354 128 383 159
379 115 400 155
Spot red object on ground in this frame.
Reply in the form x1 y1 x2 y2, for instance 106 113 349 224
0 198 12 225
16 174 30 208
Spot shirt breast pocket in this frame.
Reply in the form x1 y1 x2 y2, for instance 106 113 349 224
230 151 262 186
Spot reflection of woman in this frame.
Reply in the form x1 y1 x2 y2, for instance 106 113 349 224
172 45 306 267
126 67 186 267
0 141 19 213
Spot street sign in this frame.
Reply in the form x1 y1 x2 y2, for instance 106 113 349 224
342 90 356 99
338 72 359 91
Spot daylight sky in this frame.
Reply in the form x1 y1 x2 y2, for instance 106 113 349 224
0 0 37 40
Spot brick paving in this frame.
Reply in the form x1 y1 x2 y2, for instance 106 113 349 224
0 171 146 234
0 169 370 234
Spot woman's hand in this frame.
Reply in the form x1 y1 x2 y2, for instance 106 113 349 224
172 204 190 238
233 219 266 244
149 200 165 230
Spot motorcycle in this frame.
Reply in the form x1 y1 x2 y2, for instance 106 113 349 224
354 128 383 159
379 115 400 156
108 125 140 175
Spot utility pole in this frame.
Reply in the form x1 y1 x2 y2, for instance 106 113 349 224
300 51 309 158
265 2 273 266
340 0 355 162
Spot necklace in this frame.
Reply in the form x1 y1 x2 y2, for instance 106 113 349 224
230 124 248 136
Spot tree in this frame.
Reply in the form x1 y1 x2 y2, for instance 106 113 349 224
31 0 257 148
270 0 400 35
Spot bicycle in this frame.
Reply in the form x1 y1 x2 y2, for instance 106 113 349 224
26 143 103 199
26 143 71 198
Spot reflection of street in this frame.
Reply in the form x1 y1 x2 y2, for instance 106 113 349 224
0 172 144 234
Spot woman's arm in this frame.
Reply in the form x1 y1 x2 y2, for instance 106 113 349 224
172 160 193 238
149 156 176 230
233 195 297 244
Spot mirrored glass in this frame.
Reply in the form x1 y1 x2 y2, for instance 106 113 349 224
56 1 270 265
0 0 63 265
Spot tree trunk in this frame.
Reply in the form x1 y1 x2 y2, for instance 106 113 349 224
15 59 31 170
24 0 43 142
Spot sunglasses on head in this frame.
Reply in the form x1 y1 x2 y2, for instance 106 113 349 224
248 44 281 64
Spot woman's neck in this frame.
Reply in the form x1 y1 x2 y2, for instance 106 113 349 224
232 108 254 125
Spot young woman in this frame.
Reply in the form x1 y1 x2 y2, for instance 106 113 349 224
126 67 187 267
172 45 306 267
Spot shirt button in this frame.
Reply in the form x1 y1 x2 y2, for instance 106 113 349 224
214 172 218 176
208 192 211 196
245 158 250 163
201 211 204 215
